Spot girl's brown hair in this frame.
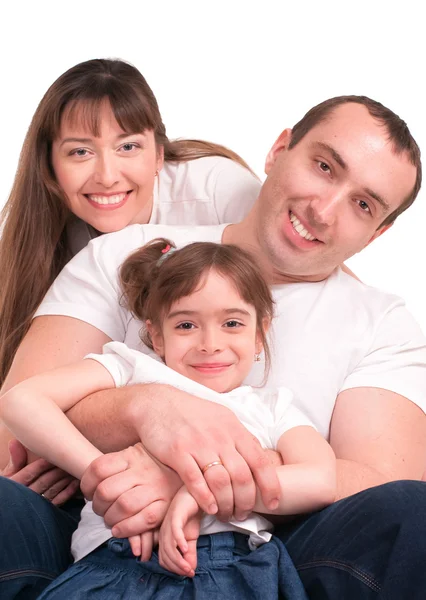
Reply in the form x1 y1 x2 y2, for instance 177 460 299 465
0 58 255 386
120 238 274 374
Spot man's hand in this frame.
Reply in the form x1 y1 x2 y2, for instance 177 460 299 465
80 443 181 538
126 385 281 521
2 439 79 505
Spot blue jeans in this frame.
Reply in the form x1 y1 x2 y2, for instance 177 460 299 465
1 477 426 599
0 476 80 599
37 533 308 599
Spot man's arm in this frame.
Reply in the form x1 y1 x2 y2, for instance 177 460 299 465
330 387 426 501
1 315 280 518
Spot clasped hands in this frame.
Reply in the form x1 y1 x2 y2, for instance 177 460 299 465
80 403 281 575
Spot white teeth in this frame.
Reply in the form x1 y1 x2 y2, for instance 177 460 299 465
87 193 126 205
289 212 316 241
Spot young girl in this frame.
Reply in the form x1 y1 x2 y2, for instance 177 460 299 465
0 239 335 599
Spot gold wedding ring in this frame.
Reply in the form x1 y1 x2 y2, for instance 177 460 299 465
201 460 223 474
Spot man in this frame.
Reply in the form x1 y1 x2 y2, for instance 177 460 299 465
1 96 426 598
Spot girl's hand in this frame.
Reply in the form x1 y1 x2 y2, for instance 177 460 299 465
129 529 159 562
81 443 181 537
158 486 202 577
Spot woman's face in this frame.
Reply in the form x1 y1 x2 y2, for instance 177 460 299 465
51 101 163 233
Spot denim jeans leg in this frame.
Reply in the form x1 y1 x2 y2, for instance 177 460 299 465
276 480 426 599
0 476 81 600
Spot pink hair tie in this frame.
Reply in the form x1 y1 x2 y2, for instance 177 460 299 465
157 243 176 266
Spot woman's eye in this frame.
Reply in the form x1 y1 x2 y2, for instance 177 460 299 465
70 148 88 157
121 143 139 152
177 322 194 330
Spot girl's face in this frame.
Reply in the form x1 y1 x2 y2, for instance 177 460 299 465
51 101 164 233
148 269 264 393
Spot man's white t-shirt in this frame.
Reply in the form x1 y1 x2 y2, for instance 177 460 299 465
35 223 426 441
66 156 261 257
71 343 316 561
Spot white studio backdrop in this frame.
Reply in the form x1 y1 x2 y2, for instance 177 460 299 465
1 0 425 330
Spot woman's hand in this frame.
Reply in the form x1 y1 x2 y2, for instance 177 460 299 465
125 385 281 521
80 443 181 538
1 439 79 505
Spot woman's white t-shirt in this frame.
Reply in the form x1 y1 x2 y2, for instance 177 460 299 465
66 156 261 256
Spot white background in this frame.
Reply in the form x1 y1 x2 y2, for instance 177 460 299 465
1 1 425 330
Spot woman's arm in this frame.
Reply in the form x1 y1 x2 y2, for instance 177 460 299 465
253 426 336 515
0 359 114 478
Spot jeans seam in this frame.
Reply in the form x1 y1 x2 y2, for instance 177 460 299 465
296 559 381 593
0 568 57 582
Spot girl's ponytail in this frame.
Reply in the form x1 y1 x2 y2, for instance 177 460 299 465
119 238 176 322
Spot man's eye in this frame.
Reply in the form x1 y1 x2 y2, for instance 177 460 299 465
358 200 371 213
319 161 331 173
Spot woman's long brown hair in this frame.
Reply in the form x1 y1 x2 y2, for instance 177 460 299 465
0 58 255 386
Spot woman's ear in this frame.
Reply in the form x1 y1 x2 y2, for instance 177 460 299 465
146 319 164 357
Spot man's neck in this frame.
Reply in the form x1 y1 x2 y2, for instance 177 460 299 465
222 222 335 285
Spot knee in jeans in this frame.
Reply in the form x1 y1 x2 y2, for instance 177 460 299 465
358 480 426 526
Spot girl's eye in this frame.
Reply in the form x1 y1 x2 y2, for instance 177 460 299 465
224 320 242 328
176 322 194 330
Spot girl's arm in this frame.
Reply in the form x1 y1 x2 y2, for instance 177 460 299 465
253 426 336 515
0 359 115 479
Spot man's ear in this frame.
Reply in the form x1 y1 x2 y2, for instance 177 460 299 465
146 319 165 358
365 222 393 247
265 129 292 175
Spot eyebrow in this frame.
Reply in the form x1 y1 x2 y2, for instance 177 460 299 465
167 308 252 319
59 132 142 148
315 142 391 213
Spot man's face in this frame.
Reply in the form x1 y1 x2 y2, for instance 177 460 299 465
255 103 417 281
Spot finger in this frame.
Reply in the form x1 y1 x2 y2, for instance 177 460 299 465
50 478 81 506
236 438 281 510
129 535 142 557
2 439 28 477
111 499 167 538
175 454 218 515
28 467 70 495
140 531 154 562
220 451 256 520
42 475 76 501
93 469 159 521
81 454 129 500
8 458 55 487
102 483 165 529
160 540 193 577
183 539 198 572
171 519 188 554
203 463 234 521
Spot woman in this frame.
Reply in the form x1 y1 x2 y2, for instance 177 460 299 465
0 57 260 600
0 57 261 387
